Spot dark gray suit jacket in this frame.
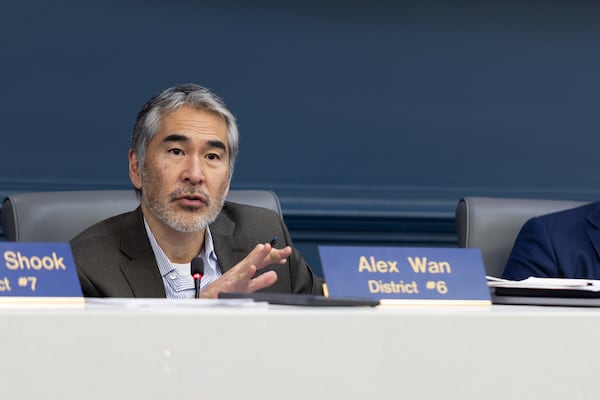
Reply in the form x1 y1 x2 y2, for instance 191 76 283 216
70 202 324 297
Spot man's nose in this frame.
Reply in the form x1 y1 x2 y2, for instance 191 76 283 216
182 157 205 184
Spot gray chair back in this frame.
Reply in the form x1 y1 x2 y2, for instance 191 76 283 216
455 196 587 278
2 189 282 242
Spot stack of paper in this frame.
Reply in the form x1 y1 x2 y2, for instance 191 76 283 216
487 276 600 306
488 276 600 292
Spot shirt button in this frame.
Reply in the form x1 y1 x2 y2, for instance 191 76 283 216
169 273 177 280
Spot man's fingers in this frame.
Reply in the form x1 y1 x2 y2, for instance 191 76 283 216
236 264 257 281
241 242 293 269
269 249 283 262
199 242 289 298
266 246 292 264
247 270 278 292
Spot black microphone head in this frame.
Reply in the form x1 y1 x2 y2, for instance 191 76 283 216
191 258 205 276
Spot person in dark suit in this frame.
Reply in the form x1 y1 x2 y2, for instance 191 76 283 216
70 83 323 298
502 202 600 280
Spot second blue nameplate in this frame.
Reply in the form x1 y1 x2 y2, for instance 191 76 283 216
318 246 490 306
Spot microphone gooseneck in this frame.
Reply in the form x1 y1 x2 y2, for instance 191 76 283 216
191 258 205 299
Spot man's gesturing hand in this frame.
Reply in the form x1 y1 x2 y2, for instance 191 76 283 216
199 242 292 299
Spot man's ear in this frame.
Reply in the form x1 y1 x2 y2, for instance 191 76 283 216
129 149 142 189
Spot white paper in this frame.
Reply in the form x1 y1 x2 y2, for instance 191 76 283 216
487 276 600 292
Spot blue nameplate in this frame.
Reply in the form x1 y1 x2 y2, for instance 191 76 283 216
319 246 490 305
0 242 83 306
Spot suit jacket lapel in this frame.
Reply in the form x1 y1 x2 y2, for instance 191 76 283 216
114 203 252 295
210 203 249 273
119 208 167 297
586 205 600 262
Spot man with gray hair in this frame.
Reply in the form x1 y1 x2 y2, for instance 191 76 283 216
70 83 324 298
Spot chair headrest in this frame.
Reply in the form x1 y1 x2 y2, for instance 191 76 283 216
2 189 282 242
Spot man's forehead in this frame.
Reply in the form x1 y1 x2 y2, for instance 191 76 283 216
154 108 228 145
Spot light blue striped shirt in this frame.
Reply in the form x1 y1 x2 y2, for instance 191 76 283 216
144 220 222 299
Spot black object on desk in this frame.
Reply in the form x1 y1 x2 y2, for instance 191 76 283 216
493 287 600 307
218 292 380 307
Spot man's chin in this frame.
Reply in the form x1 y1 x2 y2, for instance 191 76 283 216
144 198 220 233
167 211 218 233
168 220 209 233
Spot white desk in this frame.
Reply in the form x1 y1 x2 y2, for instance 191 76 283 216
1 300 599 400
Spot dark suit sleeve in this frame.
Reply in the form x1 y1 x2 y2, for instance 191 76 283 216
502 217 560 280
288 247 324 295
279 220 324 295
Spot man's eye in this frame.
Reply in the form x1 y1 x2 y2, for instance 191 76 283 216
169 148 183 155
206 153 221 160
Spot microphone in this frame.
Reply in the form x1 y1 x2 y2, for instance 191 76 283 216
191 258 205 299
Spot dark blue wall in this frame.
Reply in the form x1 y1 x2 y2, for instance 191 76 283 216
2 1 600 275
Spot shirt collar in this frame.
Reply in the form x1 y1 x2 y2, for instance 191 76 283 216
143 220 217 278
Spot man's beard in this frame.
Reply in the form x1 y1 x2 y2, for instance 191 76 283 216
142 184 226 233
